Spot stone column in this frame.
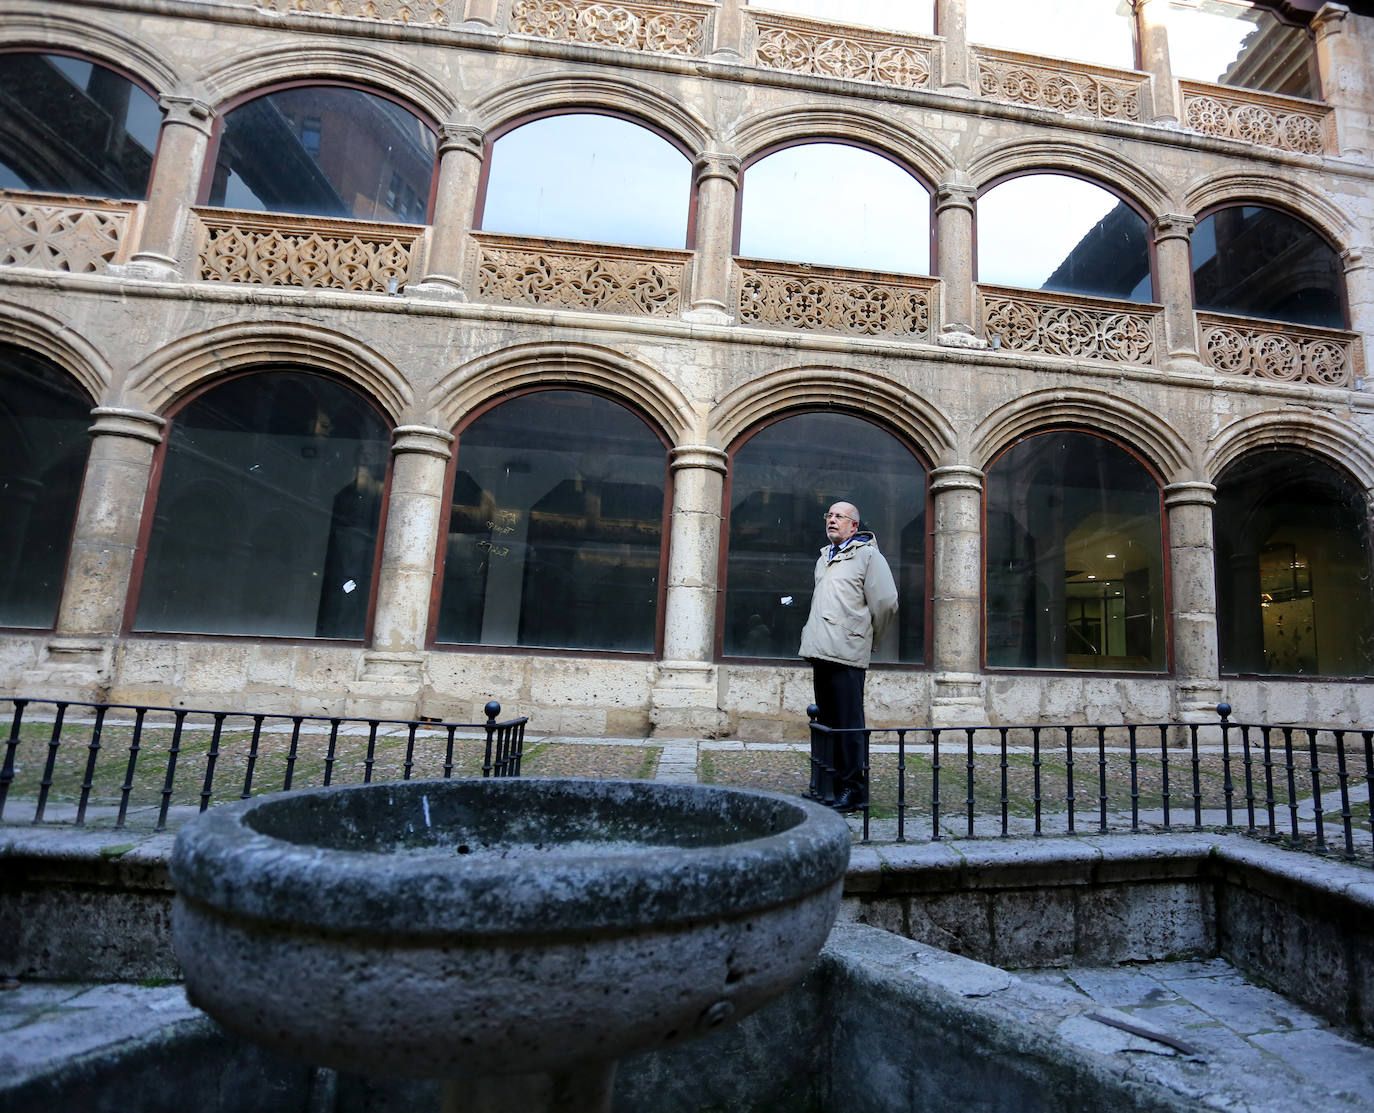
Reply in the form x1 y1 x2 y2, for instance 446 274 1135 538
1152 213 1201 369
118 96 215 281
929 465 986 726
934 175 987 349
1342 247 1372 388
463 0 502 28
686 152 740 325
1313 4 1371 160
348 425 454 717
650 445 729 736
1165 482 1224 720
410 124 485 300
935 0 972 93
26 408 165 694
710 0 746 59
1134 0 1181 125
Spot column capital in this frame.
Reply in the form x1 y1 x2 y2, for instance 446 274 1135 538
935 178 978 214
669 445 729 474
392 424 455 459
89 407 165 445
158 95 215 135
438 124 485 159
930 464 984 493
1153 213 1195 243
1163 481 1217 508
1312 3 1350 40
694 152 742 188
1341 245 1368 273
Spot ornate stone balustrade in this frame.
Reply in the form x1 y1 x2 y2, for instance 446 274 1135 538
253 0 454 22
1197 312 1361 388
1180 82 1331 156
736 259 936 341
0 192 136 274
972 48 1145 121
749 12 936 89
472 232 689 317
194 209 422 293
509 0 711 56
979 286 1161 365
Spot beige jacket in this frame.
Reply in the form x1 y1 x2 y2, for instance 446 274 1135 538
798 532 899 669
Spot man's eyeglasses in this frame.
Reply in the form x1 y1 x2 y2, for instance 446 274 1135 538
824 513 855 523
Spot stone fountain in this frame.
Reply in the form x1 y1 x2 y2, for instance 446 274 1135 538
169 778 850 1113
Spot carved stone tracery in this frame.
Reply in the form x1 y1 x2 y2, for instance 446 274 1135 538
736 260 935 341
751 14 935 89
0 193 132 274
509 0 710 57
973 48 1143 121
1180 82 1331 155
1198 312 1360 388
254 0 453 23
980 286 1160 365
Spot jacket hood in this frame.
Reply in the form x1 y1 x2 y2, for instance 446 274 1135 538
820 530 877 556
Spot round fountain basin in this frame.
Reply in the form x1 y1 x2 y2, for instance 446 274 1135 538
169 778 850 1077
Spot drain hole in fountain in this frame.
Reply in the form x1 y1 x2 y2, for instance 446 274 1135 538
456 845 471 855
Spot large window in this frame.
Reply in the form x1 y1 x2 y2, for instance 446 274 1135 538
1192 205 1343 328
986 431 1166 671
0 53 160 198
738 143 931 274
133 371 389 638
967 0 1137 70
746 0 933 35
978 174 1152 301
208 86 437 223
723 413 926 662
1214 450 1374 677
0 347 93 628
435 391 668 652
1159 1 1317 99
479 114 691 249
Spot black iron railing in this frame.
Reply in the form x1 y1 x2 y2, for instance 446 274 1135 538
808 703 1374 861
0 697 527 831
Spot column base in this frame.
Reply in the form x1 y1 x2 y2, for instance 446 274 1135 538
345 651 425 719
682 304 733 326
107 254 182 282
407 278 468 301
1164 355 1208 376
1175 679 1226 723
649 661 727 738
935 324 989 350
20 637 115 701
929 671 986 728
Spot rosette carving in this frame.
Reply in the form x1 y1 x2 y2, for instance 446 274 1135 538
737 261 934 340
1181 82 1329 155
752 15 933 89
511 0 707 56
974 50 1142 121
1198 313 1359 388
980 287 1159 365
255 0 452 22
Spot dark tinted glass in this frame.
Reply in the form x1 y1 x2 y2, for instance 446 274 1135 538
724 413 926 662
1215 450 1374 676
0 53 160 198
986 432 1166 670
436 391 667 651
0 348 92 628
209 87 436 223
134 372 389 638
1193 206 1343 328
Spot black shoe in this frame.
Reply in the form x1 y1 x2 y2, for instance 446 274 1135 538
832 787 866 813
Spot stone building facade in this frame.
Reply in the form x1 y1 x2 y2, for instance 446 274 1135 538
1 0 1371 737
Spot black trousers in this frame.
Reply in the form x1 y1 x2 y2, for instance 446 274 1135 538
810 659 867 794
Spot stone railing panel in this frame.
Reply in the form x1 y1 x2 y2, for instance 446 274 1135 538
1180 82 1331 156
973 47 1145 121
253 0 454 23
750 12 936 90
736 259 936 341
0 192 136 274
1198 312 1362 388
509 0 712 57
194 208 423 293
980 286 1161 365
472 232 689 317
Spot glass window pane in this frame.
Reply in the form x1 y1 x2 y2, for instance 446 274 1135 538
134 372 390 638
739 143 931 274
0 348 92 628
209 87 437 223
437 391 667 652
0 53 159 199
724 413 925 662
986 432 1166 671
978 174 1152 301
480 114 691 249
746 0 934 36
1161 1 1317 98
1215 450 1374 676
968 0 1137 70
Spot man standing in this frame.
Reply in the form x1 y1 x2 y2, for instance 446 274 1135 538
799 501 898 811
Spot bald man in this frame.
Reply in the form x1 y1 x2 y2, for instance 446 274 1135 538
799 501 898 812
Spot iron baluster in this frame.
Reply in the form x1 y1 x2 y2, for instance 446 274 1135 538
1306 728 1327 854
324 719 341 786
241 714 265 799
1065 726 1075 835
116 707 148 828
156 710 188 831
1096 724 1108 834
1220 710 1234 827
76 704 108 826
1333 730 1354 861
1240 724 1256 834
1282 727 1299 841
0 699 27 822
1158 724 1171 831
283 717 303 790
199 712 227 813
965 727 976 839
999 726 1009 837
33 701 68 824
895 728 907 843
1261 725 1277 837
1190 723 1203 830
363 721 380 784
403 722 419 781
1128 725 1139 833
1031 726 1043 836
444 723 458 778
930 728 941 841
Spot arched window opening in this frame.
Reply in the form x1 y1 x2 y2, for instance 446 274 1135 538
745 0 934 36
480 114 691 249
978 174 1153 301
1192 205 1343 328
1159 1 1318 99
967 0 1137 70
723 412 926 662
435 391 668 652
208 86 437 223
0 52 161 199
1215 449 1374 677
133 371 390 638
986 431 1167 671
739 142 931 274
0 346 93 629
